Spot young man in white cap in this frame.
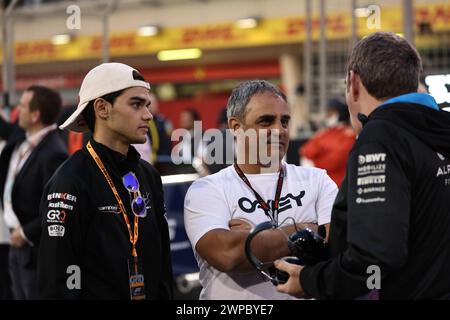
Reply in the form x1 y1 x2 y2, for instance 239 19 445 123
37 63 173 300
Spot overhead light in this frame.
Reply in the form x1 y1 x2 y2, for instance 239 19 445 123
156 83 177 100
354 8 370 18
51 34 72 45
138 25 160 37
157 48 202 61
235 17 260 29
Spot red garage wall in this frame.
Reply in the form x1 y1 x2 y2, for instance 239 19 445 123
159 92 230 130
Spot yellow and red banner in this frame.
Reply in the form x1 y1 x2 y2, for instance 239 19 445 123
1 3 449 64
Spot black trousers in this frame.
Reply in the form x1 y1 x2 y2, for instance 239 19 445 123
9 245 37 300
0 244 12 300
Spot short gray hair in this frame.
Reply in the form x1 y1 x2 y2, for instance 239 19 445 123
226 80 287 121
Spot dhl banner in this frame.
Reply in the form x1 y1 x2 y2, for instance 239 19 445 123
1 3 449 64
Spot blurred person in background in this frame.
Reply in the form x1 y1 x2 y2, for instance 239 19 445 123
0 110 18 300
0 86 68 299
147 93 173 164
276 32 450 300
0 112 11 299
133 93 172 167
38 63 173 300
0 108 20 142
0 179 10 300
172 108 209 175
203 108 235 174
300 99 356 186
0 110 6 156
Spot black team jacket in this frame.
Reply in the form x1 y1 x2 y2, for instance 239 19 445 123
301 98 450 299
38 139 173 299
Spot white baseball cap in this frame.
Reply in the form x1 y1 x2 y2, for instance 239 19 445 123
60 62 151 132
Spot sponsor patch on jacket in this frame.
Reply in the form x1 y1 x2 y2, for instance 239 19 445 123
48 224 65 237
358 153 386 165
356 152 388 202
98 205 120 214
356 186 385 195
437 152 446 161
47 210 67 223
48 201 74 211
47 193 77 203
357 175 386 186
356 197 386 204
357 164 386 176
436 164 450 177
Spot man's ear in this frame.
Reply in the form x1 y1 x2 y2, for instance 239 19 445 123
228 117 242 136
349 70 360 103
93 98 110 120
30 109 41 124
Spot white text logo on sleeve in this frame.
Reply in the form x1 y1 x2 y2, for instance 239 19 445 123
48 224 65 237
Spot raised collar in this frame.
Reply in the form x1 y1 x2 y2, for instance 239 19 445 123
87 139 141 176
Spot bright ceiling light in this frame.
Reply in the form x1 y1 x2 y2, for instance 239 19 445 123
157 48 202 61
235 17 260 29
138 25 160 37
51 34 71 45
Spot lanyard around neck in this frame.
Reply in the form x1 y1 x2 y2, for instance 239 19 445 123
233 163 284 226
86 141 139 258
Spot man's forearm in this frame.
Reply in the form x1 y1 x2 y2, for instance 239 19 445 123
207 223 320 273
280 223 319 235
233 225 301 273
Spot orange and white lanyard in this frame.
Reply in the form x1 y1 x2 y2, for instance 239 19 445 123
86 141 139 258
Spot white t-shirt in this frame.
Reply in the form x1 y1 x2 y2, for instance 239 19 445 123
184 163 338 300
